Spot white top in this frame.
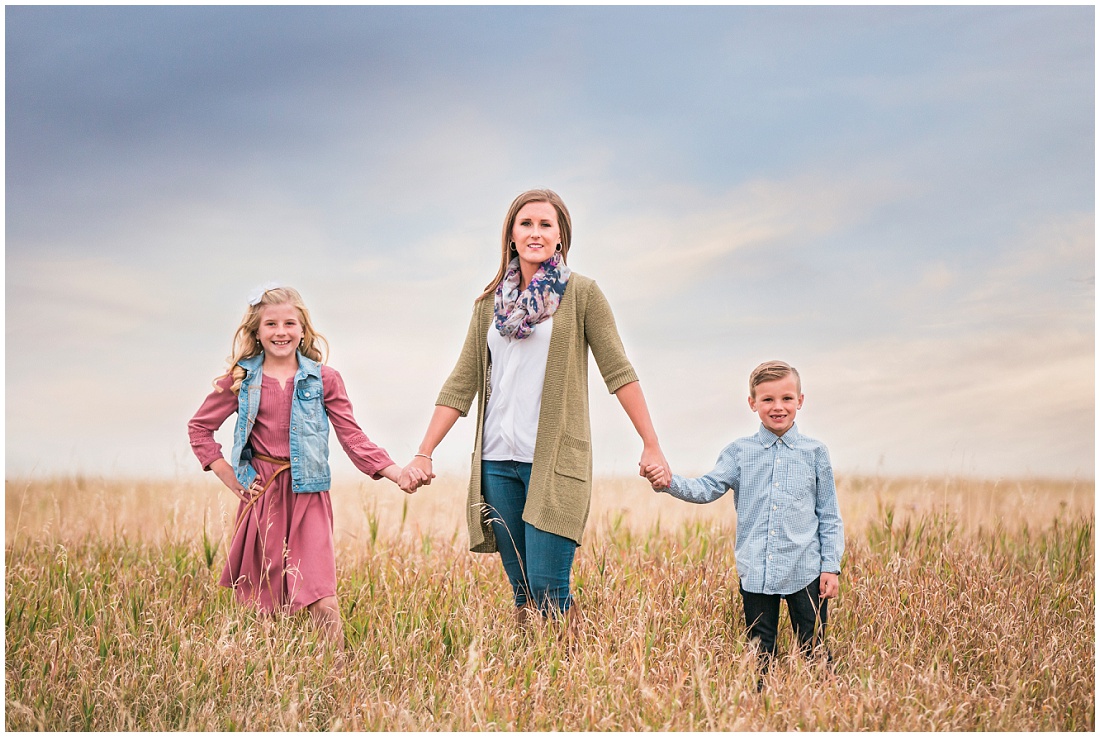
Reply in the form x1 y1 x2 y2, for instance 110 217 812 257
481 317 553 462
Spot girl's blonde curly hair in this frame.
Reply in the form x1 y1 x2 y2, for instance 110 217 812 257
215 286 329 395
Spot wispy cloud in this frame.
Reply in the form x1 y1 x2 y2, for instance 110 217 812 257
5 6 1092 480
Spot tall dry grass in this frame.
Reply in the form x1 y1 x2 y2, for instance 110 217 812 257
5 473 1094 730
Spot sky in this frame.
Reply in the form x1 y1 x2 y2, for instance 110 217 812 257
5 5 1095 483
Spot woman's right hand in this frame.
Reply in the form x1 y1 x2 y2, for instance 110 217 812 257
400 456 436 493
403 406 461 493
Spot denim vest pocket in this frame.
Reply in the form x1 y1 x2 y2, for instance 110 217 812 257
296 378 323 409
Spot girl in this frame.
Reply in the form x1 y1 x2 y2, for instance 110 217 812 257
401 189 670 640
188 285 420 647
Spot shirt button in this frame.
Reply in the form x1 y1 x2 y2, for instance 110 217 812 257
774 482 779 487
773 505 777 510
770 530 775 535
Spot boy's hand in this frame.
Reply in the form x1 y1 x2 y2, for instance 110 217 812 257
642 463 671 490
819 572 840 599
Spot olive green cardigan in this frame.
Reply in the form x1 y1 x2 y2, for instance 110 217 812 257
437 273 639 553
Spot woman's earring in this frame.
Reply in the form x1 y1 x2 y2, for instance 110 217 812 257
555 243 562 252
509 241 517 251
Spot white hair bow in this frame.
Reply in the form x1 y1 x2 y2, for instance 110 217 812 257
247 281 283 306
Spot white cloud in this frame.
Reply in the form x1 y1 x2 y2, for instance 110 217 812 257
5 6 1092 483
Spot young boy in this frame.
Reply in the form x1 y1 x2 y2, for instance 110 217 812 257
644 360 844 684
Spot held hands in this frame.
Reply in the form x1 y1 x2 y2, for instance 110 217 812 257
819 572 840 599
397 455 436 494
641 463 671 490
638 445 672 491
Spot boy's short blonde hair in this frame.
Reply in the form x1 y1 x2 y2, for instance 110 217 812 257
749 360 801 398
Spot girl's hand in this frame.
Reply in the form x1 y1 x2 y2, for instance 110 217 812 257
403 455 435 492
211 458 261 503
378 463 404 487
397 466 421 494
233 478 263 503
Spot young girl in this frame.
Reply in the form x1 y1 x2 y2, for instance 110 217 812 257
187 284 419 648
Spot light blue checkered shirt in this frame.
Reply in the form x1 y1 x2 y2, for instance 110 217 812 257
660 423 844 595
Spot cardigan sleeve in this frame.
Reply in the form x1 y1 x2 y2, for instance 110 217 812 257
435 299 485 416
583 280 640 394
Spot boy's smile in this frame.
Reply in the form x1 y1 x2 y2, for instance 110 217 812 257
748 374 803 437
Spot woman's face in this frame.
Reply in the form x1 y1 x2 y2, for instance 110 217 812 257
511 201 561 271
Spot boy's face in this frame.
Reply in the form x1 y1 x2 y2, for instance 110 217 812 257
748 374 803 437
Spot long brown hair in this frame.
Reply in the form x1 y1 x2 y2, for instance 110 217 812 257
215 286 329 394
478 188 573 301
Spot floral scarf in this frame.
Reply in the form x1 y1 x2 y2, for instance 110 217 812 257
493 253 571 340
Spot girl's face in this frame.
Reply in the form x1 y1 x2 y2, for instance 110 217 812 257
511 201 561 272
256 303 303 360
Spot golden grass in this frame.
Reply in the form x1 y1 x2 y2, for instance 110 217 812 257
5 473 1094 730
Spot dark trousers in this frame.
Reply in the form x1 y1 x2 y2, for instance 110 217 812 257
740 577 829 672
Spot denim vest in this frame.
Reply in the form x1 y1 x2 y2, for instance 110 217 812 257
229 352 331 493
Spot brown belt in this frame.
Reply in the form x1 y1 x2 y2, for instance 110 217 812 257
233 453 292 538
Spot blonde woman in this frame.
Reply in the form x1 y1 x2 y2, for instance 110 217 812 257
402 189 669 637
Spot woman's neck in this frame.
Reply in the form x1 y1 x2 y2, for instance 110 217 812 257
519 261 540 291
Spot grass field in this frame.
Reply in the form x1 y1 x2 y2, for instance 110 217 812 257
5 473 1094 730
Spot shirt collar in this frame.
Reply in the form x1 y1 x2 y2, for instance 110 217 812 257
756 423 801 449
237 353 264 373
295 351 323 380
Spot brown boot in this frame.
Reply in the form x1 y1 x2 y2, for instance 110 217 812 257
515 603 537 630
562 603 583 650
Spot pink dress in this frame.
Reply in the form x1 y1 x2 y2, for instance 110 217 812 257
188 365 395 613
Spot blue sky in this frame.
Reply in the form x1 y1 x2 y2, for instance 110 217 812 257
6 5 1094 481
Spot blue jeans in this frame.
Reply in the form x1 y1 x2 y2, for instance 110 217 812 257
481 460 577 615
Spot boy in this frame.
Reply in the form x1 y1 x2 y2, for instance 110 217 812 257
644 360 844 685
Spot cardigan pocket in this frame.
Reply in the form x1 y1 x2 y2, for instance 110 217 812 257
554 434 591 482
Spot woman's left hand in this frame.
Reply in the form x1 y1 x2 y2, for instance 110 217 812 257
638 444 670 484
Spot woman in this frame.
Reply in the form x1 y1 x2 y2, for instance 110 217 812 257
403 188 669 638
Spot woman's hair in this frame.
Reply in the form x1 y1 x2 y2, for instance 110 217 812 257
749 360 801 398
215 286 329 394
478 188 573 301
